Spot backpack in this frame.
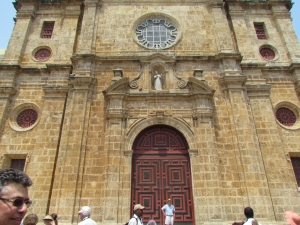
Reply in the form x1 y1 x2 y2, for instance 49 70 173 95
124 217 138 225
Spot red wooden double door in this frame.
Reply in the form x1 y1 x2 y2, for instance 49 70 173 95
131 126 194 225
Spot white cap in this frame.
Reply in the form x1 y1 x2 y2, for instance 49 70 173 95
78 206 91 216
134 204 145 211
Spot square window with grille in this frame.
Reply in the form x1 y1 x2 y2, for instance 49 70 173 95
1 154 28 171
11 159 26 171
254 23 267 40
41 21 55 38
291 157 300 187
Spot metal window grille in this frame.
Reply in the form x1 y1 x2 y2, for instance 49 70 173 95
41 22 55 38
291 157 300 187
254 23 267 39
276 107 296 126
11 159 26 171
17 109 38 128
260 48 275 60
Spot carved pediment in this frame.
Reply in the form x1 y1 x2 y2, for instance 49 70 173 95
102 77 129 97
187 77 215 96
103 75 215 98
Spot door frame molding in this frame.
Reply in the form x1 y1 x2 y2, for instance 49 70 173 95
125 117 198 154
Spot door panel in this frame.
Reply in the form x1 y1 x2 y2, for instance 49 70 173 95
132 157 194 225
132 125 194 225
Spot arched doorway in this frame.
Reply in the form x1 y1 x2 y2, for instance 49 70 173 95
131 125 194 225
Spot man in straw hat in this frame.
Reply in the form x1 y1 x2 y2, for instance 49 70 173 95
161 198 175 225
128 204 145 225
78 206 97 225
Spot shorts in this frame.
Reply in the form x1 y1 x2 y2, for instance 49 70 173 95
165 215 174 225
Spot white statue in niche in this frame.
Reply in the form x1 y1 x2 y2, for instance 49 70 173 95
154 71 163 90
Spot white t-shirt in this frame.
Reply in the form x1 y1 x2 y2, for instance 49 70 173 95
243 218 261 225
79 217 97 225
128 214 143 225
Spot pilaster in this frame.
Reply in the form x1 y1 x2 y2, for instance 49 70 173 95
210 1 236 53
219 73 275 221
77 0 100 54
1 3 36 65
49 76 96 223
271 3 300 63
245 83 294 220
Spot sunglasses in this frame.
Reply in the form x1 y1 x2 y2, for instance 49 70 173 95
0 197 32 208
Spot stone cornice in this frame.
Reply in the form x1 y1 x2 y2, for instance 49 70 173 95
0 64 21 70
71 52 242 62
0 87 17 96
42 85 69 94
219 74 247 89
246 84 272 98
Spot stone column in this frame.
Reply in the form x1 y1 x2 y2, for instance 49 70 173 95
77 0 99 54
192 112 224 224
0 65 18 135
271 4 300 62
246 84 295 221
49 76 96 223
26 84 69 216
102 94 127 224
219 73 275 221
210 1 235 53
1 3 36 65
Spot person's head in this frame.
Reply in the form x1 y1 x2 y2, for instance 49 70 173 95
23 213 38 225
133 204 145 218
147 220 156 225
78 206 91 220
0 168 33 225
166 198 172 206
43 215 54 225
244 207 254 219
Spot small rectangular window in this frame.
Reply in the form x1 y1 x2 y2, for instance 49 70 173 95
41 21 55 38
11 159 26 171
254 23 267 40
1 154 28 171
291 157 300 187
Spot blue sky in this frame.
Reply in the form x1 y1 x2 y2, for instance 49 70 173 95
0 1 299 49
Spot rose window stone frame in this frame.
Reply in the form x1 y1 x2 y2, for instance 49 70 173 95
9 103 41 132
274 101 300 130
133 13 181 50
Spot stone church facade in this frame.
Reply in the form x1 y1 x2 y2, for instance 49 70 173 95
0 0 300 224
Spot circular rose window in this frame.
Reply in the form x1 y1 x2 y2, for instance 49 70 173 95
135 17 178 49
9 103 41 132
260 47 275 60
17 109 38 128
34 48 51 61
276 107 296 126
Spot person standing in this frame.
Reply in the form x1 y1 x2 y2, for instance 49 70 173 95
232 207 260 225
161 198 175 225
78 206 97 225
128 204 145 225
43 214 58 225
0 168 33 225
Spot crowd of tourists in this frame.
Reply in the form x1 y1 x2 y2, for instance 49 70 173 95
0 168 299 225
